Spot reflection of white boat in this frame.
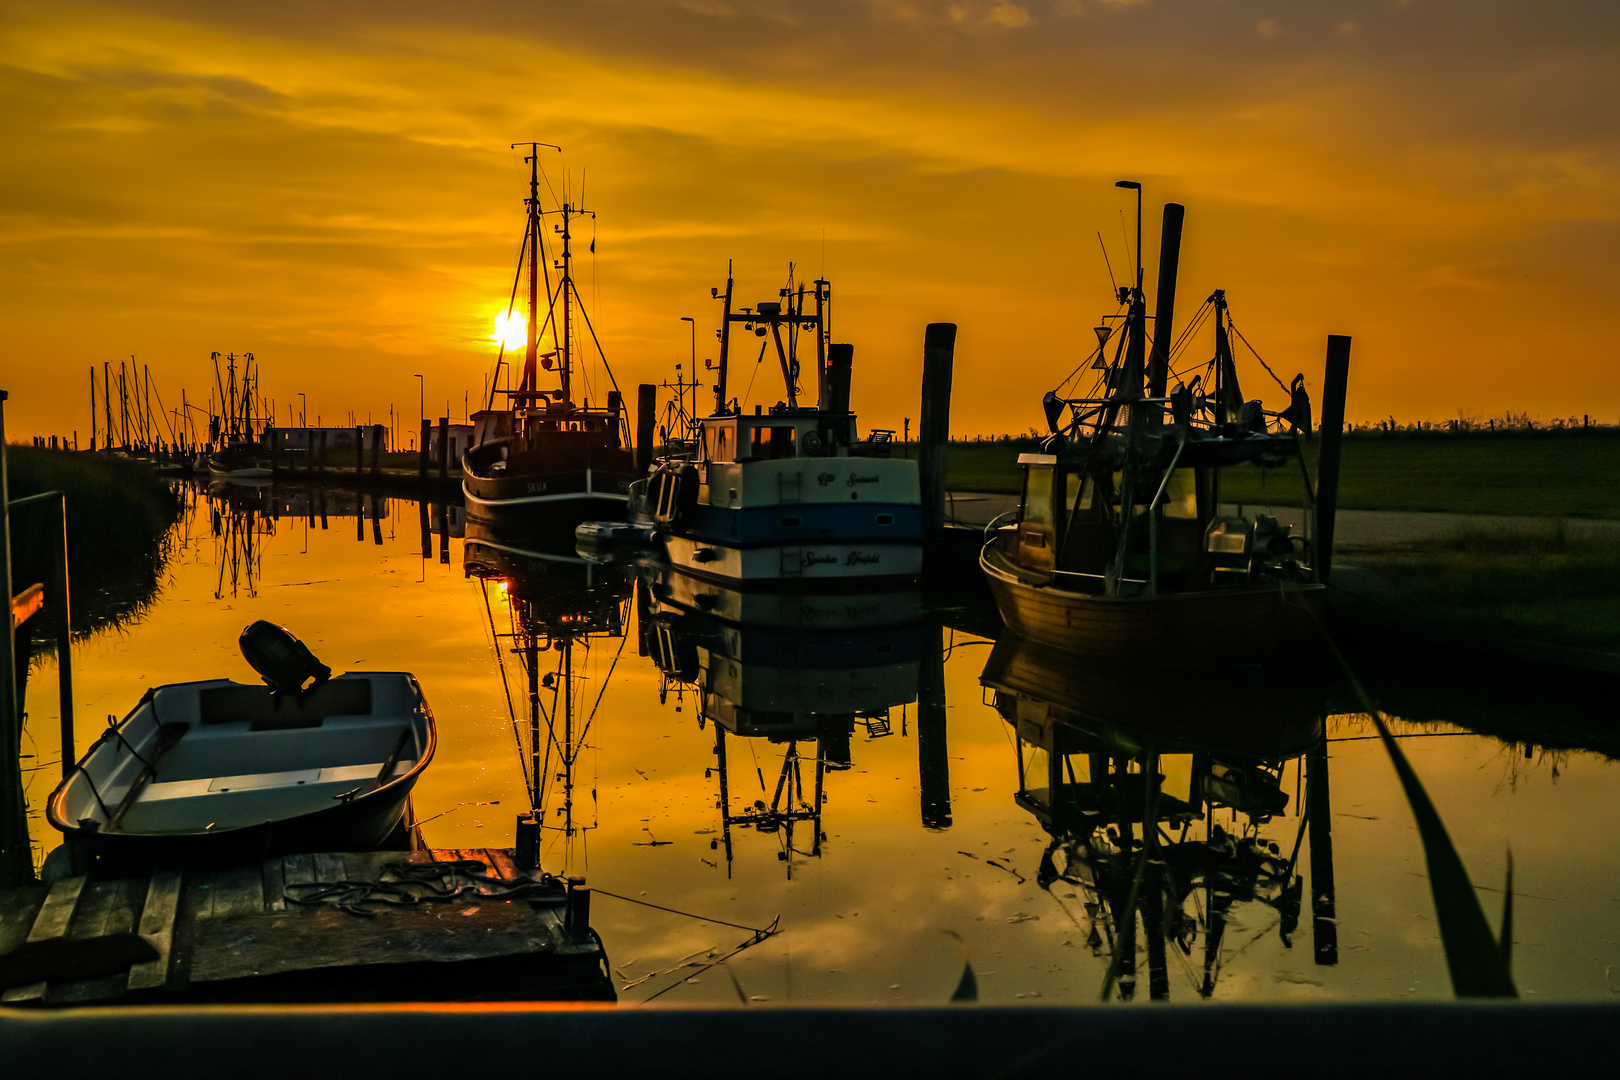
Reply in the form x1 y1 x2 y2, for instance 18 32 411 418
49 672 435 874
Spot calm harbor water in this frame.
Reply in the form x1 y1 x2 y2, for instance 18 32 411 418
18 481 1620 1005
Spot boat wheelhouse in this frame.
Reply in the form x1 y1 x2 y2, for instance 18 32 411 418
462 144 637 540
649 268 924 585
981 192 1326 660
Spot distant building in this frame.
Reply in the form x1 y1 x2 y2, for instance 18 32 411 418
271 426 389 452
426 423 475 463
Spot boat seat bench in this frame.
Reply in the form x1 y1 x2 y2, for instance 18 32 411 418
119 759 416 833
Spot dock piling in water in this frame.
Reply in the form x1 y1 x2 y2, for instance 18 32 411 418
437 417 449 481
919 323 957 537
635 383 656 475
1315 335 1352 586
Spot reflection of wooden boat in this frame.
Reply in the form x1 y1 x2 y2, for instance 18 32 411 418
981 190 1323 660
48 673 435 875
462 146 636 539
981 632 1330 1000
980 633 1323 765
648 267 923 586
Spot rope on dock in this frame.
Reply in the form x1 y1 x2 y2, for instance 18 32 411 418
283 859 557 916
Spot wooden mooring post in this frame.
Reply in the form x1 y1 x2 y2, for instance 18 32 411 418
437 417 449 480
919 324 957 536
354 425 364 481
419 420 430 482
635 383 656 475
1315 335 1352 586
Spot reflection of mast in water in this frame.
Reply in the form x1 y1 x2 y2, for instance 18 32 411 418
982 634 1332 1001
467 536 632 869
640 567 925 879
207 482 275 599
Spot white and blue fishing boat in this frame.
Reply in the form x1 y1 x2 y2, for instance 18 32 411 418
646 267 923 585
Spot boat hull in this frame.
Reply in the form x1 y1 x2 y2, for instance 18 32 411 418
981 544 1325 662
463 461 635 541
47 673 436 877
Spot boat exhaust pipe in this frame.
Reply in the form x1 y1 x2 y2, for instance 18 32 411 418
1148 203 1185 400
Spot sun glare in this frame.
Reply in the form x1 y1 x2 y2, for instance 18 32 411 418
491 311 526 350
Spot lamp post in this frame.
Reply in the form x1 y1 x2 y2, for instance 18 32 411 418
679 316 696 422
1115 179 1142 291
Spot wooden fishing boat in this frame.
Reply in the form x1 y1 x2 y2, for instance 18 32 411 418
463 145 637 539
647 266 924 587
48 627 435 875
981 188 1324 661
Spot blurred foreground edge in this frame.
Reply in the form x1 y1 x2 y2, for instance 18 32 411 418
4 1003 1618 1079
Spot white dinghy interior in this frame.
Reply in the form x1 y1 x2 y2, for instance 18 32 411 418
55 673 432 836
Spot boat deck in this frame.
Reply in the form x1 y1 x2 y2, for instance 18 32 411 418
0 848 612 1006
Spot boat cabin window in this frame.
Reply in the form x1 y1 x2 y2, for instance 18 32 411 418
750 425 797 461
1065 472 1095 512
1021 465 1056 529
1019 742 1052 803
705 424 734 463
1162 468 1197 519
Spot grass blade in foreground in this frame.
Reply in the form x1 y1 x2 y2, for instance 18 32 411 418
1323 632 1516 997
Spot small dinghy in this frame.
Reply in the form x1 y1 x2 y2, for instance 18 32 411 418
48 622 436 874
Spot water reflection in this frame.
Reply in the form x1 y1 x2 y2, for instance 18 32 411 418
464 527 634 867
640 566 929 876
981 635 1333 1000
18 480 1620 1004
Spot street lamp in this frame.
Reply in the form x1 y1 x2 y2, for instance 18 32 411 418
1115 179 1142 291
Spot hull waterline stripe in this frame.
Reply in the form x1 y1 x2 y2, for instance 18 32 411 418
462 483 629 508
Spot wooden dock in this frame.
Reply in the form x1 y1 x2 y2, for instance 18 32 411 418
0 849 612 1006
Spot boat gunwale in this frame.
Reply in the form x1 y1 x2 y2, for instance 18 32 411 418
45 672 437 843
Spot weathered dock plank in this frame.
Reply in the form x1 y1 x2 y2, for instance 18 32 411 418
1 850 611 1006
126 869 182 990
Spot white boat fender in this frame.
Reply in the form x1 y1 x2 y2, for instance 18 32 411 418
239 620 332 698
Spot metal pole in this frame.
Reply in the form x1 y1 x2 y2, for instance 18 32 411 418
52 493 72 780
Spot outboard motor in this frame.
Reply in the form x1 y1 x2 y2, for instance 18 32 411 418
240 620 331 697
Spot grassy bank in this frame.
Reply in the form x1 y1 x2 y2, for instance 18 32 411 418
1337 520 1620 654
923 428 1620 517
6 446 186 638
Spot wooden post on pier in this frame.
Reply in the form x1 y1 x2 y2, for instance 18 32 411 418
437 417 449 480
355 425 364 481
635 384 656 475
267 426 280 476
419 420 430 482
1315 335 1352 586
371 425 384 480
0 390 32 887
919 324 957 536
318 430 328 476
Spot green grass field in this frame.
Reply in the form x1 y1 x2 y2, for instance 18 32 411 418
921 428 1620 518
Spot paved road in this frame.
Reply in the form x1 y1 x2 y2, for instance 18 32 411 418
944 491 1620 551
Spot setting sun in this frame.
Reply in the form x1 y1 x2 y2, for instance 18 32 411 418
491 310 526 351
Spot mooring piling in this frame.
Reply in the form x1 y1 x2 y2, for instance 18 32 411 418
635 383 656 475
437 417 449 480
1147 203 1186 399
919 323 957 536
1315 335 1352 586
917 624 951 829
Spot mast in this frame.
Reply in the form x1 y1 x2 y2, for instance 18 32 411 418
525 150 539 404
714 264 735 416
560 201 573 404
89 367 97 451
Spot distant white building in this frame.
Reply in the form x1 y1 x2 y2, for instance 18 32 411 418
426 423 475 462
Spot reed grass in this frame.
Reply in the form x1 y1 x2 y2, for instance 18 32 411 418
5 445 185 638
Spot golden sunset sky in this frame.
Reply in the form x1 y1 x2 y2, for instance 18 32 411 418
2 0 1616 440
